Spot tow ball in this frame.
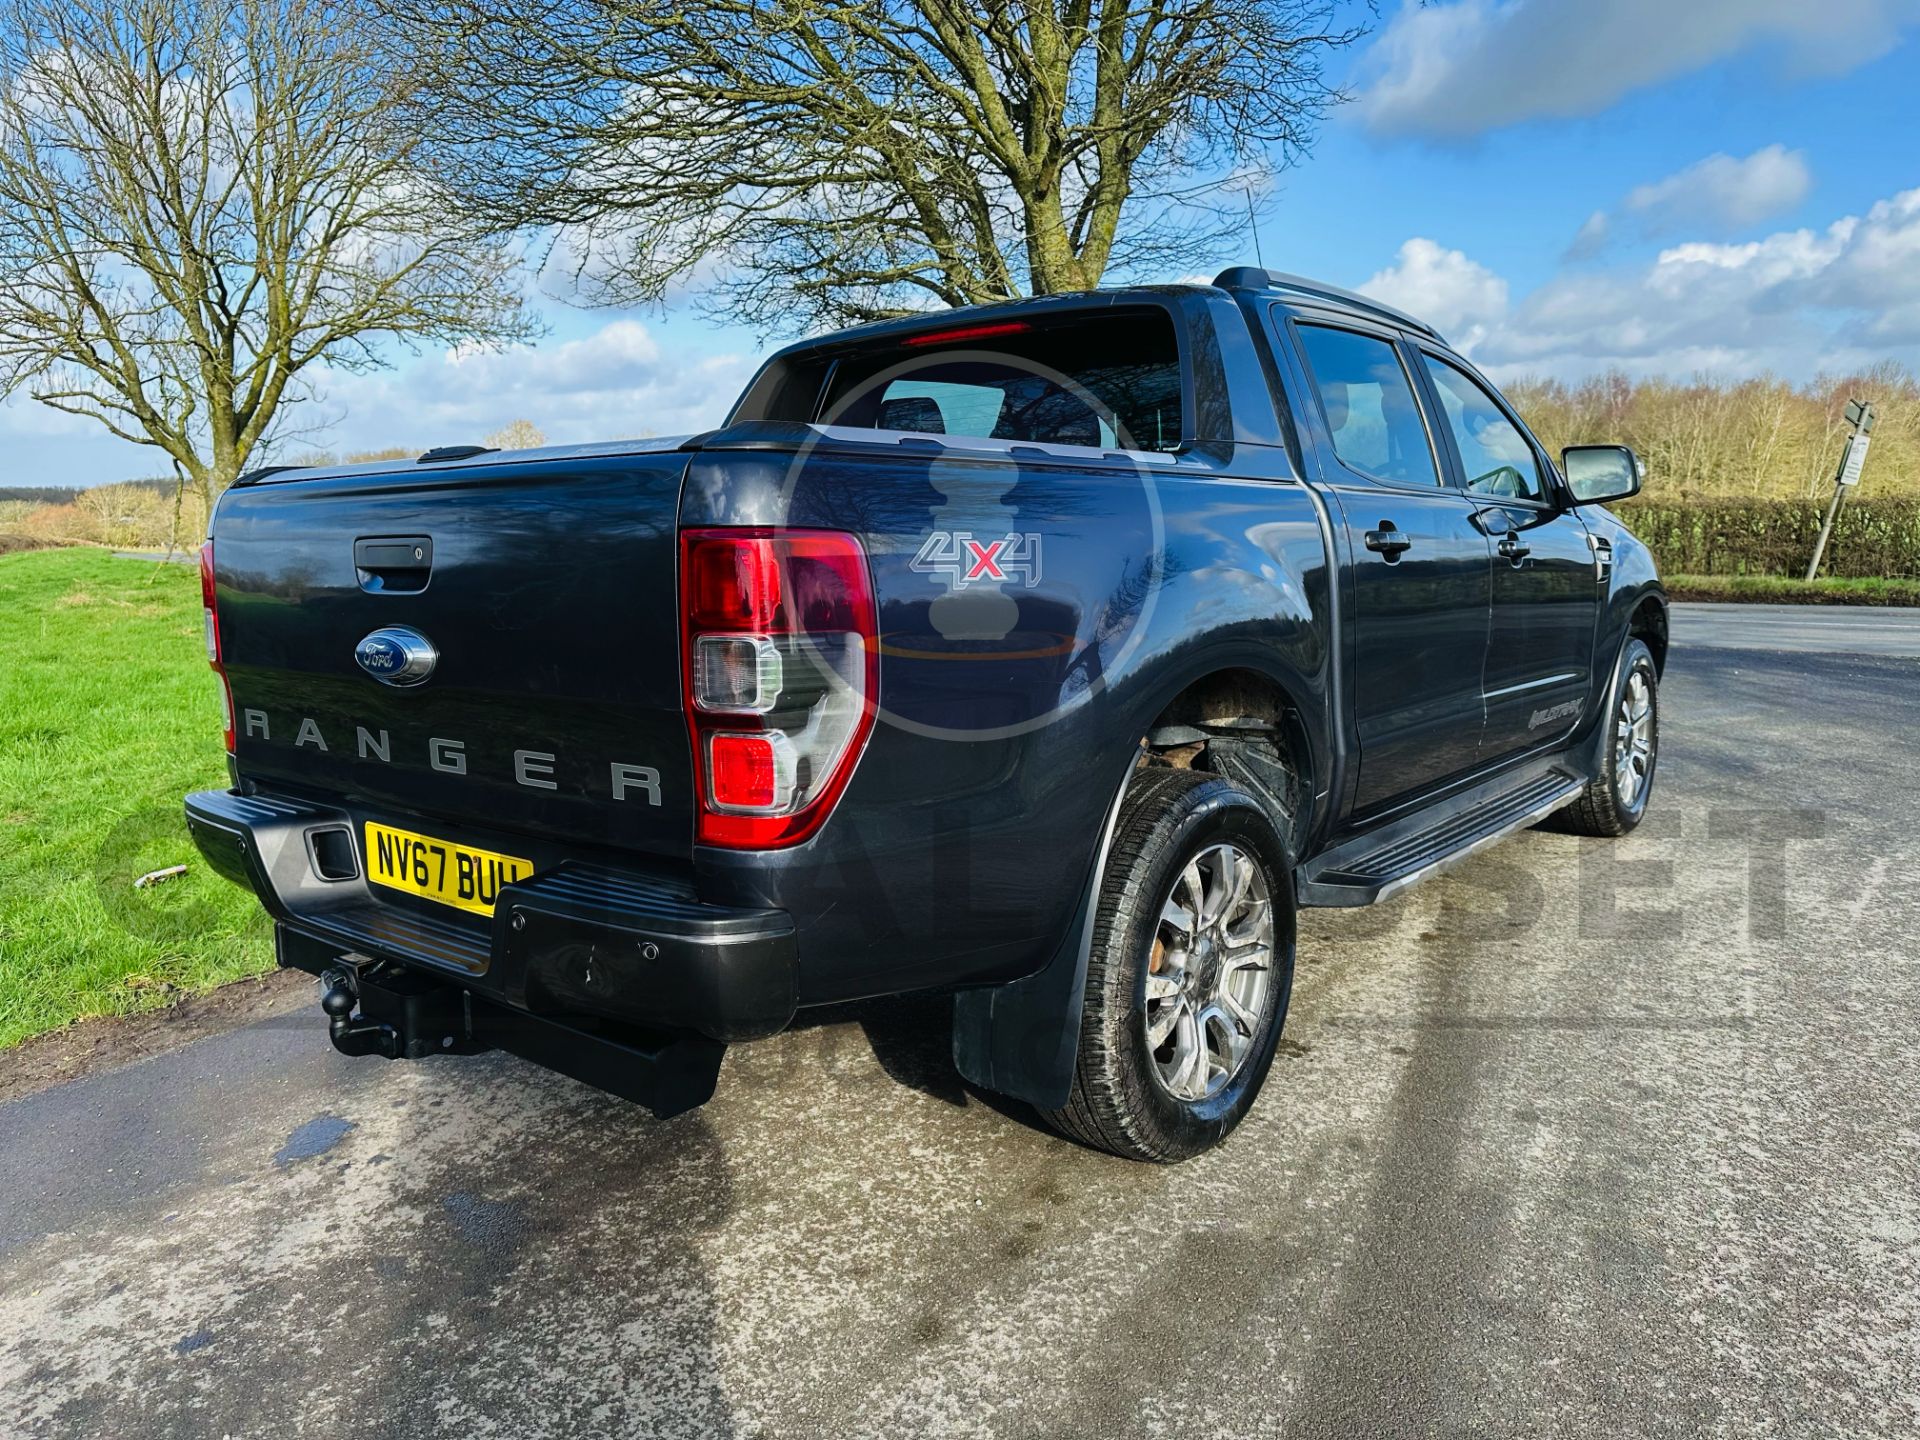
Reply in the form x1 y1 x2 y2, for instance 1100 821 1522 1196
320 966 402 1059
318 963 478 1061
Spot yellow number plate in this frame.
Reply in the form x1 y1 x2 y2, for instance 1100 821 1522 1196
364 822 532 916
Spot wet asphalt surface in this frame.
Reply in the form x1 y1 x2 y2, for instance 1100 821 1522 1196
3 618 1918 1438
1671 602 1920 657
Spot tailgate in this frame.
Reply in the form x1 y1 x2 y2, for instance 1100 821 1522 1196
211 452 693 860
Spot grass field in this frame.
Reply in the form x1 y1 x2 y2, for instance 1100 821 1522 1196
0 547 271 1049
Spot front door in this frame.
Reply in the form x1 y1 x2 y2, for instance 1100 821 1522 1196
1415 351 1599 759
1288 318 1493 817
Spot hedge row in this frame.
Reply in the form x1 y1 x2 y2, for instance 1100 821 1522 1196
1616 496 1920 579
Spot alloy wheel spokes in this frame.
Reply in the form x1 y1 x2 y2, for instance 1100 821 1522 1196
1146 994 1186 1048
1614 669 1655 806
1145 841 1276 1103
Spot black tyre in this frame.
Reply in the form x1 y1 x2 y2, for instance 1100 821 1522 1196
1044 767 1296 1163
1551 637 1660 838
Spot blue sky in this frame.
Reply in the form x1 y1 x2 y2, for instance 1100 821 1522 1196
9 0 1920 488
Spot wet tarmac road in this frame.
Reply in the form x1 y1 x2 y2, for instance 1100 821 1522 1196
3 637 1917 1438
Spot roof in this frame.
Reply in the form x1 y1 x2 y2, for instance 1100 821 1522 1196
761 269 1448 362
1210 266 1446 343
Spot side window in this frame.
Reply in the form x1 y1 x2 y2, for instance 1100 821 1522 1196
1294 324 1440 488
1420 354 1546 501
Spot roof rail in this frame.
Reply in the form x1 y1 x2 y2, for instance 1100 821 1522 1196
418 444 497 464
230 464 300 488
1211 266 1444 343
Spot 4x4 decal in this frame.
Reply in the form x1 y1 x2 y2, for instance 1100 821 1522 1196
909 530 1043 590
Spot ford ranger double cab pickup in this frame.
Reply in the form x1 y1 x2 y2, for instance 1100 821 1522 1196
186 267 1666 1161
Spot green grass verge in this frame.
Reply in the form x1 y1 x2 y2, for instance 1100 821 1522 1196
0 548 271 1050
1664 573 1920 606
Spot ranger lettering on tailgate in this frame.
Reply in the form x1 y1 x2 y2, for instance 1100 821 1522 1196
237 709 662 804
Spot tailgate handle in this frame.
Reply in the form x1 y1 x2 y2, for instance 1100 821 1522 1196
355 536 433 593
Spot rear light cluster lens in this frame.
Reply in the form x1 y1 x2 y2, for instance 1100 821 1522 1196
680 529 878 848
694 635 783 713
707 731 796 811
199 541 235 754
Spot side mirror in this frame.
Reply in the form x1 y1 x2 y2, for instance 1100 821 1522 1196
1561 444 1642 505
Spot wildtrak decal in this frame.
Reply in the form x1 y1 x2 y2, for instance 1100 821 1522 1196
1528 700 1582 730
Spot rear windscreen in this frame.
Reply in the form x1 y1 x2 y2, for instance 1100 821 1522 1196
812 309 1184 452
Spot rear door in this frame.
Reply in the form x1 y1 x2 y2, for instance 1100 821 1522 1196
1287 316 1492 817
1413 350 1599 760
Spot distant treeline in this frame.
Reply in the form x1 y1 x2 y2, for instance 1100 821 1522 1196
0 478 175 505
0 435 535 552
0 480 205 551
1508 362 1918 501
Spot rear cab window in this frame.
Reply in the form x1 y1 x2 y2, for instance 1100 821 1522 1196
764 308 1187 453
1292 322 1441 489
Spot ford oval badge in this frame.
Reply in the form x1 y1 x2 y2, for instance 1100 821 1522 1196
354 627 437 687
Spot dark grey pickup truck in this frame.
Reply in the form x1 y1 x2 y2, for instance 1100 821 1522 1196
186 267 1666 1161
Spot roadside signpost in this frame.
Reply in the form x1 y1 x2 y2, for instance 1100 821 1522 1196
1838 434 1871 487
1805 398 1877 582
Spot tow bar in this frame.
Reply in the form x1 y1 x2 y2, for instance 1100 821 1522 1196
319 961 475 1061
308 951 727 1117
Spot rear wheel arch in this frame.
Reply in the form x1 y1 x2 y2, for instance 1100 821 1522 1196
951 661 1319 1113
1138 664 1318 857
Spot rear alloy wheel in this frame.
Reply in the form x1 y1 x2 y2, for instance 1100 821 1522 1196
1146 842 1276 1102
1550 637 1659 837
1045 767 1296 1163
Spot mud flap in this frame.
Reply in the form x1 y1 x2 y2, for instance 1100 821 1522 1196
951 752 1136 1110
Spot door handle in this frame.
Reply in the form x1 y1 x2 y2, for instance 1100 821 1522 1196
1498 535 1531 563
354 535 433 593
1364 524 1412 560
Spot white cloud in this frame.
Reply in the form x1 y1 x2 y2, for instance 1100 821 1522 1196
1801 187 1920 342
1565 211 1611 262
1456 185 1920 377
1358 0 1920 138
300 319 755 455
1358 238 1510 350
1623 145 1812 233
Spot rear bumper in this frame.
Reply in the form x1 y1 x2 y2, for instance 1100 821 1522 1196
184 788 798 1043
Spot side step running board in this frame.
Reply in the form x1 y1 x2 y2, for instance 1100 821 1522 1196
1298 767 1585 907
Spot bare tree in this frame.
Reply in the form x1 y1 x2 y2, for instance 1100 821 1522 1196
485 418 545 450
0 0 537 509
387 0 1363 332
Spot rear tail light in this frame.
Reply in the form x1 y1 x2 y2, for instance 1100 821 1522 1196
680 529 877 848
200 541 234 754
693 636 783 713
707 731 797 812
